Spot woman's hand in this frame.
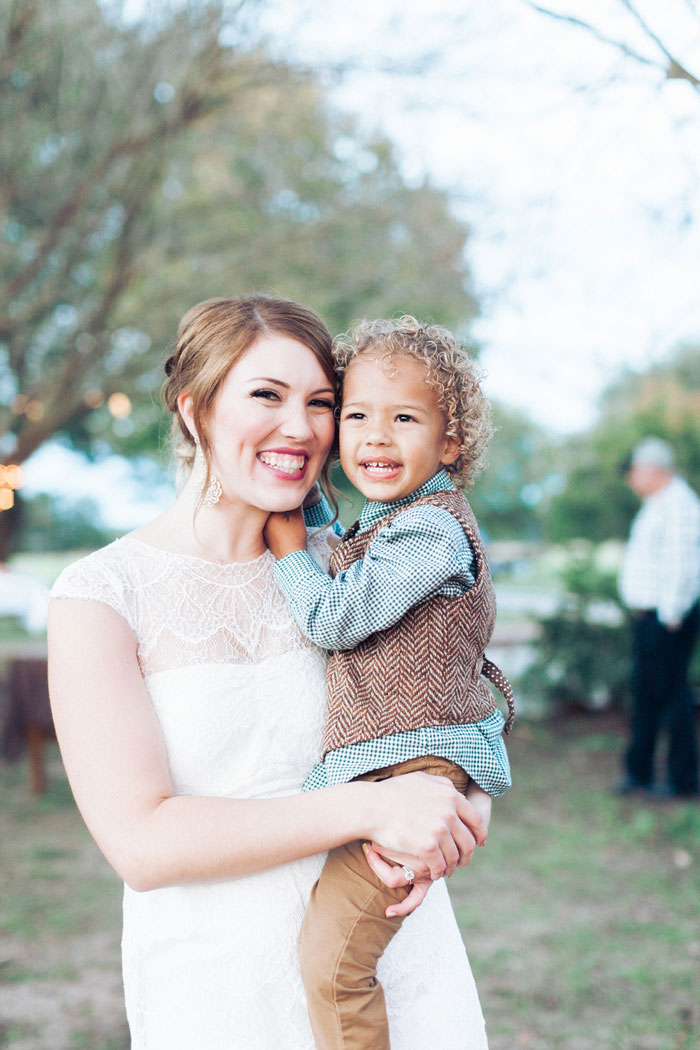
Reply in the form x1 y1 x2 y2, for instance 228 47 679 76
364 771 487 883
362 779 492 918
264 506 307 559
362 844 433 917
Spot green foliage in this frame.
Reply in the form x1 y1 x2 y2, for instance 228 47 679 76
544 343 700 542
10 492 116 554
0 0 476 480
468 403 560 539
519 552 631 712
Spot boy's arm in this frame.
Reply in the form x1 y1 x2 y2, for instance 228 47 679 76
267 506 474 651
302 486 344 536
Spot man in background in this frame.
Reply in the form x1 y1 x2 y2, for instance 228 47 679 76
617 437 700 798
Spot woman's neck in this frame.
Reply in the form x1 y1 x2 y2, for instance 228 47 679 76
131 474 269 565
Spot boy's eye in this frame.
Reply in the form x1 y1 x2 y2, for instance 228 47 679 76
396 414 416 423
342 411 366 421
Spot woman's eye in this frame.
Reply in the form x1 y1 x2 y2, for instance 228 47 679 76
310 398 336 410
250 389 280 402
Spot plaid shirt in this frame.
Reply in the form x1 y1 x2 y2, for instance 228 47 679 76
276 470 511 796
619 475 700 626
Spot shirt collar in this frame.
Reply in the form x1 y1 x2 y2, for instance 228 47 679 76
357 469 456 532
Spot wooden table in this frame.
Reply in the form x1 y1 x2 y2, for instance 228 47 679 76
1 647 54 794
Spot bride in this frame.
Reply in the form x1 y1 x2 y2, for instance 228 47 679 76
48 294 490 1049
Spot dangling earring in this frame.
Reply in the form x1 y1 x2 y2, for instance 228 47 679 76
202 474 223 508
194 436 222 508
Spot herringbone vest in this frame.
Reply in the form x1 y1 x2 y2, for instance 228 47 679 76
323 489 514 757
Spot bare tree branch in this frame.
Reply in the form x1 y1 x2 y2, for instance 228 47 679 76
523 1 700 90
521 1 664 71
618 0 700 88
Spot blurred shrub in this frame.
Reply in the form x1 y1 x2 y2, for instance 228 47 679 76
11 493 115 554
543 343 700 543
520 553 631 713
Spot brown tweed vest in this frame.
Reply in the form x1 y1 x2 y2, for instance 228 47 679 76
322 489 515 757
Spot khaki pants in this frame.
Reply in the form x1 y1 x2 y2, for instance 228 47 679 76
298 756 470 1050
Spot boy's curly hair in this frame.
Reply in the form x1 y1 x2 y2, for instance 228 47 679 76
333 316 493 487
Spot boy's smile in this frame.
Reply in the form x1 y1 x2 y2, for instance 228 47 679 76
340 353 460 503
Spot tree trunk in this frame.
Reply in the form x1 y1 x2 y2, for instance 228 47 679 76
0 494 23 562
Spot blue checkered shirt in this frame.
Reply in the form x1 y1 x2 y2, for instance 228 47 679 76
276 470 511 796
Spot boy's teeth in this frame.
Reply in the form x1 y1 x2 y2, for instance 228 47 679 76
259 452 305 474
364 462 397 473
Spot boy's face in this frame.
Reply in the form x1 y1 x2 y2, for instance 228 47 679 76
339 352 460 503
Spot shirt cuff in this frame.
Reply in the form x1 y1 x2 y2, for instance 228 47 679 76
303 493 343 536
273 549 328 594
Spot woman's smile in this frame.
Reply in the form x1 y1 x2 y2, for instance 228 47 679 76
257 447 310 479
199 333 336 513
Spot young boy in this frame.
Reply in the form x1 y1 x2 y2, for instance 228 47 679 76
265 316 513 1050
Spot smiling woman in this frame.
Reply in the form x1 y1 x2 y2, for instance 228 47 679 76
46 294 490 1050
173 332 337 536
160 296 339 548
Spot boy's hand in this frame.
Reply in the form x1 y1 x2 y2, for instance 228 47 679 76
264 506 308 559
465 781 492 834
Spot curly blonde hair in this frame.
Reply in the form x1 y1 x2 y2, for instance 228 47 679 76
333 316 492 487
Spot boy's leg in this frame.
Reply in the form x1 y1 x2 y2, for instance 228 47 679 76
298 838 405 1050
298 757 469 1050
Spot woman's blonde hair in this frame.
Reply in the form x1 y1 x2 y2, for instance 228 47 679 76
333 316 492 487
162 294 337 501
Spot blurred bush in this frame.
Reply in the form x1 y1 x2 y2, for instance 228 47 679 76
10 492 115 554
519 552 631 714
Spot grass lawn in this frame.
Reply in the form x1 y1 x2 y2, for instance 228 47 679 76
1 715 699 1049
455 716 700 1050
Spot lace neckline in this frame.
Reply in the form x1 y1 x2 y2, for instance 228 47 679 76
121 534 272 569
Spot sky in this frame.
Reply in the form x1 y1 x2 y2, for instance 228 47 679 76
258 0 700 431
22 0 700 526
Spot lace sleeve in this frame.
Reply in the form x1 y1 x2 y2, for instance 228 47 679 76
51 544 132 628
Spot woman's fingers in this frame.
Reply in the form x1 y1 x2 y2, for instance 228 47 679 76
366 843 431 881
369 770 487 877
361 845 432 917
386 878 431 917
362 844 407 885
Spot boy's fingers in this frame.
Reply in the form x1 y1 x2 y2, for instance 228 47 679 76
457 796 487 847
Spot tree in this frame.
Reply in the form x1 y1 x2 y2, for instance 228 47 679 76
11 492 116 553
0 0 476 556
523 1 700 94
468 403 560 540
543 343 700 541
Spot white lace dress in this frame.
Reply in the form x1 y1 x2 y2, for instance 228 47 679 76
52 533 488 1050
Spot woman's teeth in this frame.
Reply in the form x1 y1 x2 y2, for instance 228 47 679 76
258 452 305 474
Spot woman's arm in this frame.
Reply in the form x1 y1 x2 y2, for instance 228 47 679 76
48 598 485 893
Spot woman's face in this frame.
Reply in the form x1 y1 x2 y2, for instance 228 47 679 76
182 333 336 514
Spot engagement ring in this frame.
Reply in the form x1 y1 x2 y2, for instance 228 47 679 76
401 864 415 884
